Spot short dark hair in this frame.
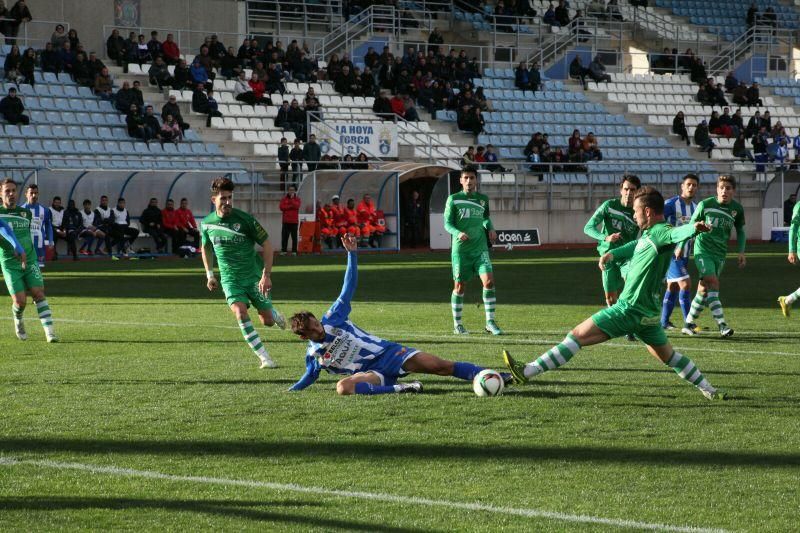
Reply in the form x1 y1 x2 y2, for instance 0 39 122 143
682 173 699 183
26 183 38 191
53 195 61 201
290 311 316 335
83 199 91 205
621 174 641 188
100 195 108 200
0 178 17 189
634 186 664 214
211 177 235 194
117 197 125 203
180 198 187 202
461 165 479 177
717 175 736 189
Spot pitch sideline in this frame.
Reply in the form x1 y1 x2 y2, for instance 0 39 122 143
0 456 729 533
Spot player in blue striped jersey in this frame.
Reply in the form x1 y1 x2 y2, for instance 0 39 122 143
289 234 509 395
660 174 699 329
19 184 53 268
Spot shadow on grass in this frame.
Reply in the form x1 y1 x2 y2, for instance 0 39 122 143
0 496 425 532
3 438 800 468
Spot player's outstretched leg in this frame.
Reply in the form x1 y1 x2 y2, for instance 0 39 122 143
650 344 727 400
402 352 512 387
504 333 582 384
339 373 422 396
778 288 800 317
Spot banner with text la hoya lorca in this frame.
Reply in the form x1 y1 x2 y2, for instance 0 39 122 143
311 122 398 158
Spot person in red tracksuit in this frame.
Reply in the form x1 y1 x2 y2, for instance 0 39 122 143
357 193 383 248
176 198 200 249
279 185 301 254
344 198 361 241
161 198 184 253
329 195 347 238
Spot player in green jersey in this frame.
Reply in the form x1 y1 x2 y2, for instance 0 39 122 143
444 166 501 335
683 175 746 337
200 177 286 369
0 179 58 342
778 199 800 317
583 175 641 307
504 187 727 400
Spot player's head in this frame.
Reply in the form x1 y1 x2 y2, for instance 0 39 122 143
0 178 18 208
460 166 479 193
680 174 699 200
166 198 175 209
210 177 235 216
117 198 126 209
180 198 188 208
52 196 62 209
148 197 158 207
632 186 665 229
82 199 92 210
25 183 39 204
716 175 736 203
290 311 325 342
619 175 641 207
100 195 108 208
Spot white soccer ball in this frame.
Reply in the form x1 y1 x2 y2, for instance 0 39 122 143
473 369 505 397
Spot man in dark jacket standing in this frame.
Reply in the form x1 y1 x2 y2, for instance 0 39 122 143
302 134 322 173
139 197 167 253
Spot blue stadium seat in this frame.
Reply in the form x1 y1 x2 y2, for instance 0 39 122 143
26 139 45 153
67 125 83 139
42 139 61 154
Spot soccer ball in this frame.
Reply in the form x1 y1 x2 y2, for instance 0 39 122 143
473 369 505 397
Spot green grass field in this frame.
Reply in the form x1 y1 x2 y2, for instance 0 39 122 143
1 246 799 532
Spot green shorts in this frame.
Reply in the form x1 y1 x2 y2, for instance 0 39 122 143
694 254 725 278
2 262 44 296
452 250 493 282
601 259 629 293
222 277 273 312
591 300 668 347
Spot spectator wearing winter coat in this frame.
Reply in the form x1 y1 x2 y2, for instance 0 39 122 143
148 56 174 89
303 134 322 172
693 120 714 157
162 33 180 65
93 67 113 100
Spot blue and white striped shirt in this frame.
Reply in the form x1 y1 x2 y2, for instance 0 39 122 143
663 195 697 257
19 202 52 249
290 252 395 390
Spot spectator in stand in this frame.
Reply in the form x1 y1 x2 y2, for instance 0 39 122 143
474 146 486 166
58 42 76 73
746 2 758 27
719 107 739 138
290 139 304 185
724 71 738 92
72 52 94 86
161 94 189 132
87 50 105 78
93 66 113 100
711 82 728 106
130 79 144 109
115 81 134 112
220 46 242 79
305 91 322 121
694 119 714 157
147 31 162 59
106 28 125 67
583 132 602 161
278 137 290 189
51 23 67 48
143 105 162 143
732 81 748 106
543 2 559 25
696 83 712 105
746 82 763 106
18 46 34 85
126 103 152 142
140 198 167 254
763 110 773 131
160 114 182 145
672 111 690 145
5 0 32 45
109 198 139 256
335 65 360 96
279 186 301 255
0 87 28 125
733 132 755 161
708 110 731 138
428 27 444 54
247 72 271 105
303 134 322 174
752 126 769 156
67 28 79 50
373 90 393 120
3 44 21 82
771 120 786 141
207 34 227 67
745 110 764 137
689 56 706 84
175 198 199 249
555 0 570 26
588 55 611 83
403 94 420 121
356 153 369 169
484 144 505 172
462 146 476 167
568 129 582 159
191 85 223 127
157 32 179 64
762 7 776 28
148 56 174 89
131 34 152 68
515 61 532 92
569 55 589 89
731 108 745 137
40 42 61 73
170 58 192 90
77 199 102 255
189 57 211 90
233 70 253 104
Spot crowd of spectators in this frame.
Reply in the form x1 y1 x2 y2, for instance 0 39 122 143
277 135 371 189
519 129 603 174
316 193 386 249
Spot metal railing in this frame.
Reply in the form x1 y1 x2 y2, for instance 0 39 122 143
706 26 795 77
246 0 343 36
0 18 70 49
524 16 633 69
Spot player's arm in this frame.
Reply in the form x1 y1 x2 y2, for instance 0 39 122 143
789 203 800 263
662 201 684 257
0 219 25 268
327 235 358 323
735 209 746 268
288 355 322 391
44 208 53 246
583 202 614 242
666 222 706 244
259 238 274 294
443 196 466 241
482 194 496 242
200 225 218 291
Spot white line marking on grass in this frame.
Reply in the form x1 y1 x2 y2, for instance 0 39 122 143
0 456 728 533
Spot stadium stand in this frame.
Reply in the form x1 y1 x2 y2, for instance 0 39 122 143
654 0 800 40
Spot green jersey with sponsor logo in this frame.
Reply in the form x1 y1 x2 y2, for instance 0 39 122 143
610 221 698 317
790 201 800 254
584 198 639 255
444 191 494 256
0 206 35 267
201 208 268 282
690 197 745 259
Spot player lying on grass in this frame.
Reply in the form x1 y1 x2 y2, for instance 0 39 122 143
778 197 800 317
504 186 728 400
289 234 510 395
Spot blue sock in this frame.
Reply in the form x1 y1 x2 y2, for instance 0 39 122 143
679 290 692 321
661 290 678 326
452 361 484 381
354 382 398 395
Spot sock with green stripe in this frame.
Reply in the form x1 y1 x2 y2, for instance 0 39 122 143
685 292 706 323
706 291 727 327
12 304 23 320
524 334 581 378
665 351 716 394
35 299 54 332
785 288 800 305
482 288 496 323
238 318 270 363
451 291 464 328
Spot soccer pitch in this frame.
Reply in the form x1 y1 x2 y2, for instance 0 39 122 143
1 246 798 532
